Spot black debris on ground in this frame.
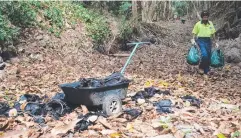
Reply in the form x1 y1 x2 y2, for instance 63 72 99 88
153 99 173 113
122 108 143 120
0 102 10 116
131 87 171 101
181 95 201 108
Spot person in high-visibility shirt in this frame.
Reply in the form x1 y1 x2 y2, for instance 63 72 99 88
191 11 217 75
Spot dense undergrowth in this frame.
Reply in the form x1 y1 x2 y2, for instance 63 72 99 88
0 1 134 51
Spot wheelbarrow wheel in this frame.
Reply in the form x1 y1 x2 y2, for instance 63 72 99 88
102 94 122 116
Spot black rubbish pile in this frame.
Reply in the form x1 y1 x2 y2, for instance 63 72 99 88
0 93 109 132
79 73 130 88
153 99 173 113
122 108 143 121
130 87 202 114
0 102 10 116
181 95 201 108
74 112 107 132
11 93 75 123
131 87 171 102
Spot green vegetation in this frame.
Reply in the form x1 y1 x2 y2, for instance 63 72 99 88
172 1 189 17
0 11 19 43
0 1 136 53
118 2 134 40
72 4 111 44
0 1 112 46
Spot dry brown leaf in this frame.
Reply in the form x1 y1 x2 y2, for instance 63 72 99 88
51 118 81 135
193 123 205 134
98 117 113 129
100 129 117 135
16 116 25 122
24 121 35 128
1 127 29 138
112 118 127 123
108 112 123 119
151 134 175 138
88 124 103 131
174 130 185 138
20 102 28 110
81 105 89 115
0 119 9 131
181 111 194 117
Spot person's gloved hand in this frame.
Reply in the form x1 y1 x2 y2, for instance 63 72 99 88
215 42 219 48
191 39 196 45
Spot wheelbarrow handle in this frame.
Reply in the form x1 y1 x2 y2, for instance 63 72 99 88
120 42 151 74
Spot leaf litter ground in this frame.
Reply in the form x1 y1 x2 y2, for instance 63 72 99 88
0 21 241 138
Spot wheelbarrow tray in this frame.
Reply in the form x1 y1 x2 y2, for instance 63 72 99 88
59 81 130 105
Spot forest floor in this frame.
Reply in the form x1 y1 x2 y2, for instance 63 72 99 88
0 20 241 138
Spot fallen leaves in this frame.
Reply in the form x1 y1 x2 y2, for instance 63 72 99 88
109 132 122 138
51 118 81 135
98 117 113 129
0 118 10 131
216 133 227 138
174 130 185 138
81 105 89 115
0 20 241 138
126 123 134 132
100 129 117 135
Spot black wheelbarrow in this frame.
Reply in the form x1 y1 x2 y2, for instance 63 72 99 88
59 74 130 116
59 42 151 116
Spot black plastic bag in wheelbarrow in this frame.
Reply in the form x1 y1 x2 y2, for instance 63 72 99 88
78 72 128 88
104 72 128 86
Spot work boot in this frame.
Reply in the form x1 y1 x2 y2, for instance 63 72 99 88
198 69 204 75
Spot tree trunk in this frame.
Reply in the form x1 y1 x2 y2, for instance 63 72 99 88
192 1 201 20
156 1 161 21
137 1 142 21
163 1 167 20
148 1 157 22
168 1 172 20
132 0 138 22
141 1 147 22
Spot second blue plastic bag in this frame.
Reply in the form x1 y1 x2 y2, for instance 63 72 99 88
210 49 224 68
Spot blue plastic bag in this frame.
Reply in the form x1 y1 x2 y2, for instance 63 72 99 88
211 49 224 68
186 45 200 65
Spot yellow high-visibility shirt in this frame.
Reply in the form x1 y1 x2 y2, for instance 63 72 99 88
192 21 216 37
